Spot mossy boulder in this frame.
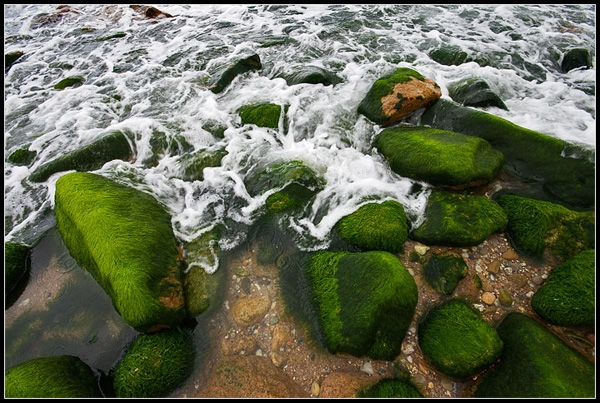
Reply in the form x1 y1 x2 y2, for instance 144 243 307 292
7 147 37 166
472 312 595 397
306 250 418 360
5 242 31 294
208 53 262 94
429 45 471 66
5 355 102 398
29 130 134 182
418 299 503 380
54 75 85 90
561 48 592 73
281 65 342 86
374 125 504 187
333 199 409 253
54 172 186 332
174 147 228 182
111 327 195 398
531 249 595 327
447 77 508 110
410 190 508 247
495 194 595 262
420 98 595 210
238 102 287 130
357 378 423 398
5 50 24 72
358 67 441 126
244 159 325 214
423 251 469 295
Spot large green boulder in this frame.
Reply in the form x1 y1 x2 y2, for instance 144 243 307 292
429 45 471 66
333 199 409 253
357 378 423 398
244 159 325 214
531 249 595 327
410 190 508 247
374 125 504 187
29 130 134 182
307 250 418 360
208 53 262 94
420 99 595 210
111 327 196 397
472 312 595 397
447 77 508 110
5 355 102 398
495 194 595 262
358 67 441 126
54 172 186 332
418 299 503 380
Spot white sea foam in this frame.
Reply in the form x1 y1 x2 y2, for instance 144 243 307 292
5 4 595 273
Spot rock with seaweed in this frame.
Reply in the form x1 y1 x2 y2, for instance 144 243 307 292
306 250 418 361
374 125 504 188
5 355 102 398
54 172 186 332
471 312 595 397
418 299 503 380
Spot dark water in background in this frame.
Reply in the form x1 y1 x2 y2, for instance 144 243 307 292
4 3 596 395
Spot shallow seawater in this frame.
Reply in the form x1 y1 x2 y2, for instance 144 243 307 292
4 4 596 397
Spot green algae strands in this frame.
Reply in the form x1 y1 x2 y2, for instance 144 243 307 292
54 172 186 332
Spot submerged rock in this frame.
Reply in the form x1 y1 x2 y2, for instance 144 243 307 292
531 249 595 327
472 312 595 397
307 250 418 361
54 172 186 332
29 130 134 182
5 355 102 398
208 53 262 94
356 377 423 398
447 77 508 110
418 299 503 380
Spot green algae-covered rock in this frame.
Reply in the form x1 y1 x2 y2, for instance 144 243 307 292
561 48 592 73
307 250 418 360
175 147 228 182
447 77 508 110
54 75 85 90
357 378 423 398
54 172 186 332
7 147 36 166
374 125 504 187
472 312 595 397
244 159 325 214
5 50 24 72
410 190 508 247
208 53 262 94
29 130 134 182
5 355 102 398
531 249 595 327
5 242 31 294
111 327 195 398
420 99 595 210
429 45 471 66
423 251 469 295
495 194 595 262
281 65 342 86
238 102 286 130
358 67 441 126
418 299 503 380
334 200 409 253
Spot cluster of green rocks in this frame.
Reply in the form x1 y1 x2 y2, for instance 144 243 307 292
5 34 595 398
